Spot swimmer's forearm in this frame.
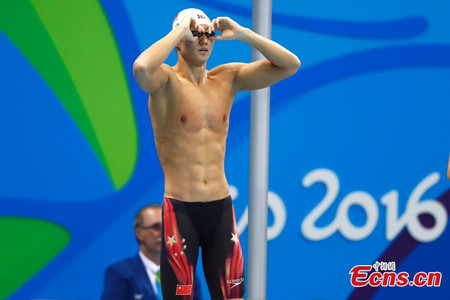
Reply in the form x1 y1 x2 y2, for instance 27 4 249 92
134 26 188 72
238 28 300 71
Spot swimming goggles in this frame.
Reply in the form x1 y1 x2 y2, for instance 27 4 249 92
191 30 216 39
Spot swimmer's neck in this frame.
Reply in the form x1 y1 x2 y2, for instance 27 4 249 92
173 58 208 85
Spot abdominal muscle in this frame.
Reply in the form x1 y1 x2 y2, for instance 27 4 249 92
155 125 230 202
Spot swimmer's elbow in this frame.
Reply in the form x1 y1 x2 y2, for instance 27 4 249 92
277 55 301 77
133 60 146 77
133 60 149 92
287 55 301 76
295 56 302 70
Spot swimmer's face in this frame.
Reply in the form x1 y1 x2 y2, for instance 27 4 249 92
178 24 214 64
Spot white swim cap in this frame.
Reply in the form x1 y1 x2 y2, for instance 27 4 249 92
172 8 211 29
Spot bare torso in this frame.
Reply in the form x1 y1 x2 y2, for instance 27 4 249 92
148 65 236 202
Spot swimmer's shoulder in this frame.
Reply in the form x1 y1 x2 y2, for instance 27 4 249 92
160 64 178 80
210 63 245 75
150 64 181 96
208 63 246 84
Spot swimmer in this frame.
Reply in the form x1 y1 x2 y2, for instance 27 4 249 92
133 8 300 300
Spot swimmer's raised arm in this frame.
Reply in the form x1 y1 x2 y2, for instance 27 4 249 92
133 16 204 94
210 17 301 91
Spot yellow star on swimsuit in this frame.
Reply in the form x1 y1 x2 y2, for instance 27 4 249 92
167 235 177 247
231 232 239 244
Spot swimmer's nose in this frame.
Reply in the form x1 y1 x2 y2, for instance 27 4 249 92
199 36 209 45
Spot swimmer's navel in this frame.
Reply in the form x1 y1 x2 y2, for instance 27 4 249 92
203 179 207 185
223 114 227 122
180 115 187 123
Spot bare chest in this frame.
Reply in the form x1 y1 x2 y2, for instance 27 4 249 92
166 83 233 133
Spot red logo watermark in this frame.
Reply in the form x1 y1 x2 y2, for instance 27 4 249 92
350 261 442 287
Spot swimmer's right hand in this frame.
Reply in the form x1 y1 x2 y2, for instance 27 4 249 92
179 16 205 42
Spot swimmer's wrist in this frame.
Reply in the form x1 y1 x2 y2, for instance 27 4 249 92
236 27 251 41
171 26 190 40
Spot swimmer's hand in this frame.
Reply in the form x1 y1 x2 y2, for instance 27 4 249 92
179 15 206 42
209 17 245 40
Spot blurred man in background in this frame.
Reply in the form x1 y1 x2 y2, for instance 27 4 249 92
101 204 203 300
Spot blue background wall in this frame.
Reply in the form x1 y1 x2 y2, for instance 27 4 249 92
1 0 449 299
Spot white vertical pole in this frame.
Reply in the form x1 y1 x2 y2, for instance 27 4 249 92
248 0 271 299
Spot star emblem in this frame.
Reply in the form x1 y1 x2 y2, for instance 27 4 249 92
231 232 239 244
167 235 177 247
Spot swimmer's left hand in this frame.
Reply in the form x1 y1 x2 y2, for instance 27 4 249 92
209 17 245 40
